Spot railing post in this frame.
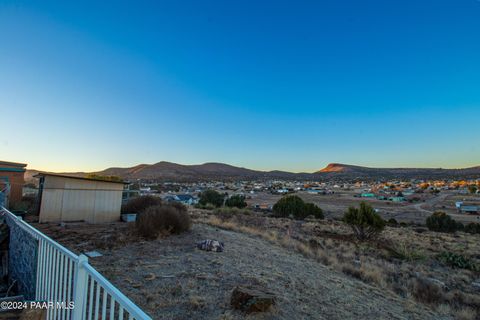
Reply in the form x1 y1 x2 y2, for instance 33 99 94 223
73 254 89 319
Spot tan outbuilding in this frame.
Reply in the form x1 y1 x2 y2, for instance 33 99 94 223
35 173 128 223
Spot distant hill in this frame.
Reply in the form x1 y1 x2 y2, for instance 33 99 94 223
316 163 480 180
25 162 480 182
97 161 309 181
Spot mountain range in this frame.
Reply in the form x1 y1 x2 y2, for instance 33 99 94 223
25 162 480 182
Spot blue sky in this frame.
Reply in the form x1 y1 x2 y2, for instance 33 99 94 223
1 0 479 172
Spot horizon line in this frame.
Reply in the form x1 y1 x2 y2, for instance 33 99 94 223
21 160 480 175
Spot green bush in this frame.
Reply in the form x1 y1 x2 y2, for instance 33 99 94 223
272 195 323 220
426 212 462 233
304 202 324 219
343 202 385 240
198 190 225 208
225 195 247 208
467 185 477 194
121 196 162 214
136 204 191 239
464 222 480 234
437 252 478 271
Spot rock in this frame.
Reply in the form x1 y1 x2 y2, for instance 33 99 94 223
196 240 224 252
230 285 275 313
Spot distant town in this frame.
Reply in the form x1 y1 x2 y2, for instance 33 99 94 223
17 161 480 225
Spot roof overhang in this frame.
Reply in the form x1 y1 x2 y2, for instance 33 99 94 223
34 172 129 184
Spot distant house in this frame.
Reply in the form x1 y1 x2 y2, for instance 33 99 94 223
307 189 324 194
176 194 197 205
35 173 128 223
456 201 480 214
164 194 198 205
459 205 479 214
361 193 376 198
0 161 27 208
389 196 405 202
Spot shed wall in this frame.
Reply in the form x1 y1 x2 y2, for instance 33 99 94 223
39 176 123 223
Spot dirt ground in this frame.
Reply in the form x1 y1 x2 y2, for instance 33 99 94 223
34 221 450 320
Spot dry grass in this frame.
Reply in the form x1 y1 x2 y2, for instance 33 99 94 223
195 209 480 320
136 204 191 239
455 308 478 320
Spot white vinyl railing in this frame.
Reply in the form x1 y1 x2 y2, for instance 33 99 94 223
1 207 152 320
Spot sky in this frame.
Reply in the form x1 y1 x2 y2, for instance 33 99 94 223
1 0 479 173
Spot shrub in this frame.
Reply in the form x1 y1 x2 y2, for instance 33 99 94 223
136 204 191 239
273 195 323 220
304 202 324 219
467 185 477 194
169 201 187 212
426 212 462 233
464 222 480 234
213 207 252 218
343 202 385 240
387 218 398 226
10 195 38 214
121 196 162 214
437 252 479 271
273 195 305 218
409 278 444 305
225 195 247 208
388 243 425 262
198 190 225 208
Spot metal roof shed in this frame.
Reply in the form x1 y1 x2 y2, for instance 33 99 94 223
35 173 128 223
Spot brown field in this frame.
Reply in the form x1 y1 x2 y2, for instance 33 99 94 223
247 190 480 224
33 207 480 320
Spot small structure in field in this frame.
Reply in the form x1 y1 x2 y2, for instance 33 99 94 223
459 205 479 214
35 173 128 223
0 160 27 208
361 193 376 198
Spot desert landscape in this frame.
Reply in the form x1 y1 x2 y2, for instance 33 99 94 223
2 2 480 319
30 205 480 320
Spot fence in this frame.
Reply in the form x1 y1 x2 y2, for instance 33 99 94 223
1 207 152 320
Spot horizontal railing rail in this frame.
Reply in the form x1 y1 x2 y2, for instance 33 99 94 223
1 206 152 320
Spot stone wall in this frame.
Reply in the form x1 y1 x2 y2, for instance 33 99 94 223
5 217 38 300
